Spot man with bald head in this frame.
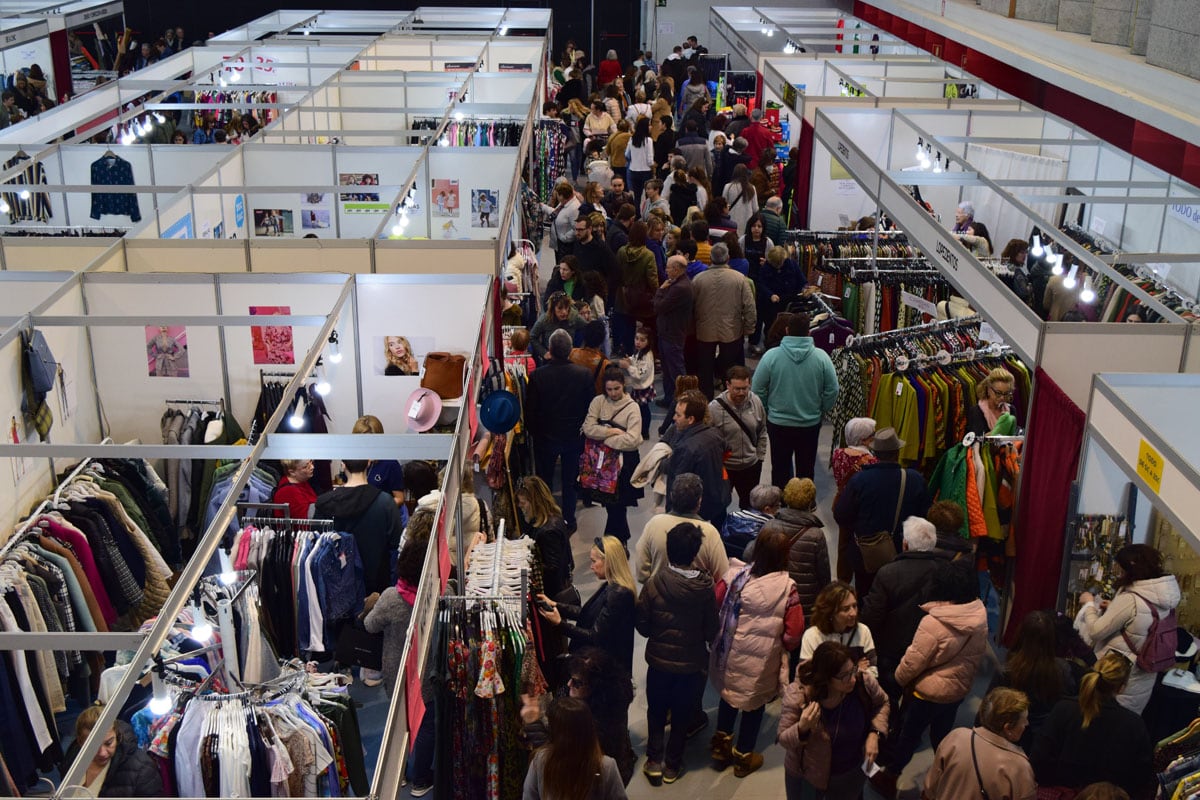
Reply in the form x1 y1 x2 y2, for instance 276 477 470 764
654 254 693 412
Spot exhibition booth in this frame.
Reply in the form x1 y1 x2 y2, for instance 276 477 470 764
0 268 495 800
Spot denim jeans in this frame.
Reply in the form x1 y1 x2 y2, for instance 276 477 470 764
645 666 706 769
405 698 436 786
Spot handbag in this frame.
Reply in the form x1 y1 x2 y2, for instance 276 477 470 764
579 436 621 495
856 469 906 574
334 622 384 671
22 329 58 395
420 352 466 399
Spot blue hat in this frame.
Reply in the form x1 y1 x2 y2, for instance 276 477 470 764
480 390 520 434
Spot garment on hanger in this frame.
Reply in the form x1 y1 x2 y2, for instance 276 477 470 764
3 154 51 223
89 153 141 222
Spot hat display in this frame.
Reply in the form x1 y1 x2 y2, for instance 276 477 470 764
870 427 905 453
404 387 443 432
479 390 521 434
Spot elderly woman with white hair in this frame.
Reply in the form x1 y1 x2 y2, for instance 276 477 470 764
831 417 877 581
952 200 975 234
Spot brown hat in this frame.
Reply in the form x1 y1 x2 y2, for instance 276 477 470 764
870 427 904 453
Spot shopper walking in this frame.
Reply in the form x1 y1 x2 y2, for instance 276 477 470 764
691 242 756 398
529 293 586 363
709 523 805 777
636 522 719 785
772 477 830 621
778 641 889 800
800 581 877 677
612 221 659 356
653 255 693 415
723 163 759 235
634 473 729 583
751 313 839 487
830 417 876 581
625 117 655 206
526 330 595 532
522 697 628 799
708 365 766 510
581 368 644 541
987 609 1076 752
663 393 728 526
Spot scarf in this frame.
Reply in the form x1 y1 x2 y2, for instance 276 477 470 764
396 577 418 606
713 564 754 675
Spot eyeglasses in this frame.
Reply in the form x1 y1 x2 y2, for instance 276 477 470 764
991 388 1014 399
834 666 858 681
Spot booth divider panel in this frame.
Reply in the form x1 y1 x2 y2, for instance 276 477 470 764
1040 324 1189 408
124 240 248 273
0 240 118 271
248 241 373 273
374 243 495 274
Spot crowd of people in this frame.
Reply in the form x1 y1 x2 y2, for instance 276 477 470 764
0 65 55 128
500 37 1184 800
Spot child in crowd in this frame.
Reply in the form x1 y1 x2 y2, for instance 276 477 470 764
621 326 656 439
506 328 537 373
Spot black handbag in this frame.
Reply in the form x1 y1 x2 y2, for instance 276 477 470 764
334 622 384 671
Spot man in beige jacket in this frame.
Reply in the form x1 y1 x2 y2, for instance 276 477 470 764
690 242 756 398
635 473 729 583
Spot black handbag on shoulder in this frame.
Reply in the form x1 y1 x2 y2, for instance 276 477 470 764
334 622 383 671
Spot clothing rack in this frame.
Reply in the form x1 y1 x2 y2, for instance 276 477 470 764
845 313 981 347
240 515 335 531
0 437 114 556
165 398 223 406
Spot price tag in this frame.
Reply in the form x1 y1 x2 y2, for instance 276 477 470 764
978 322 1000 344
408 396 425 419
895 378 906 394
901 290 937 318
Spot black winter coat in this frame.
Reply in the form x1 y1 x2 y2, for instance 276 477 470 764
314 484 403 595
859 550 947 664
664 422 728 524
635 566 718 673
530 517 575 602
775 508 830 617
526 359 595 445
559 582 636 673
64 722 163 797
1030 698 1154 796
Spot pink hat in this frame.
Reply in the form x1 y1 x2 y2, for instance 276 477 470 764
404 387 443 432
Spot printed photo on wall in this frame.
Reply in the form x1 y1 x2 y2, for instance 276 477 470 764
250 306 295 365
253 209 294 237
431 179 460 217
374 335 434 376
145 325 189 378
302 209 331 229
381 335 420 375
471 189 498 228
339 173 389 213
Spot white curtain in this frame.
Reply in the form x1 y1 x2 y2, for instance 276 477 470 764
963 143 1067 254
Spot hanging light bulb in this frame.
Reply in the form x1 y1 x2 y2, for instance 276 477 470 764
499 25 508 35
148 672 172 716
315 365 331 397
0 198 9 214
919 146 931 170
229 69 241 83
933 153 943 174
454 111 464 122
1079 276 1096 303
189 602 213 642
19 188 31 200
327 331 343 364
916 138 925 162
218 76 228 88
289 395 307 429
1030 234 1043 257
1062 263 1079 290
143 115 155 130
219 571 238 586
1050 253 1065 276
153 112 166 124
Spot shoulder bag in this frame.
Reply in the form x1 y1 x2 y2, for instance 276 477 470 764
969 731 991 800
855 469 906 574
716 397 759 451
579 413 628 496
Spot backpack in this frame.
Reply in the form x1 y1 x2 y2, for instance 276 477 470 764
1121 591 1178 673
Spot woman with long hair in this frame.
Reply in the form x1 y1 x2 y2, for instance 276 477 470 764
522 696 628 799
625 116 654 205
537 535 637 672
704 197 736 234
709 523 805 777
923 687 1035 800
1076 543 1180 713
779 641 889 799
723 163 759 235
383 335 419 375
682 96 711 138
529 292 585 363
990 609 1073 750
516 476 574 602
740 212 774 281
687 164 712 208
1030 652 1153 797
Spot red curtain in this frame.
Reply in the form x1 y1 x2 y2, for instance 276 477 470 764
1003 368 1085 645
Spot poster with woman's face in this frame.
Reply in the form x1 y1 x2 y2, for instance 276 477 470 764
145 325 189 377
376 335 434 376
431 178 459 217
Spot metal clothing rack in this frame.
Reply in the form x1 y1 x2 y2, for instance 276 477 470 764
0 436 114 558
165 398 224 406
845 313 981 347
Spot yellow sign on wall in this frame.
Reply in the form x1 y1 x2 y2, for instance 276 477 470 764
1137 439 1164 495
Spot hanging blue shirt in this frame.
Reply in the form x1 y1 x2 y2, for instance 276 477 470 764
89 155 142 221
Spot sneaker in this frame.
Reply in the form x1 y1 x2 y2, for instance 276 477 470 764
662 765 685 784
360 668 384 687
642 760 663 787
410 784 433 798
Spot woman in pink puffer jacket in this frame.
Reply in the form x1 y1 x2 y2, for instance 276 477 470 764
873 561 987 795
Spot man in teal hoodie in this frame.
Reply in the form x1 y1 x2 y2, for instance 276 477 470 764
751 313 839 487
